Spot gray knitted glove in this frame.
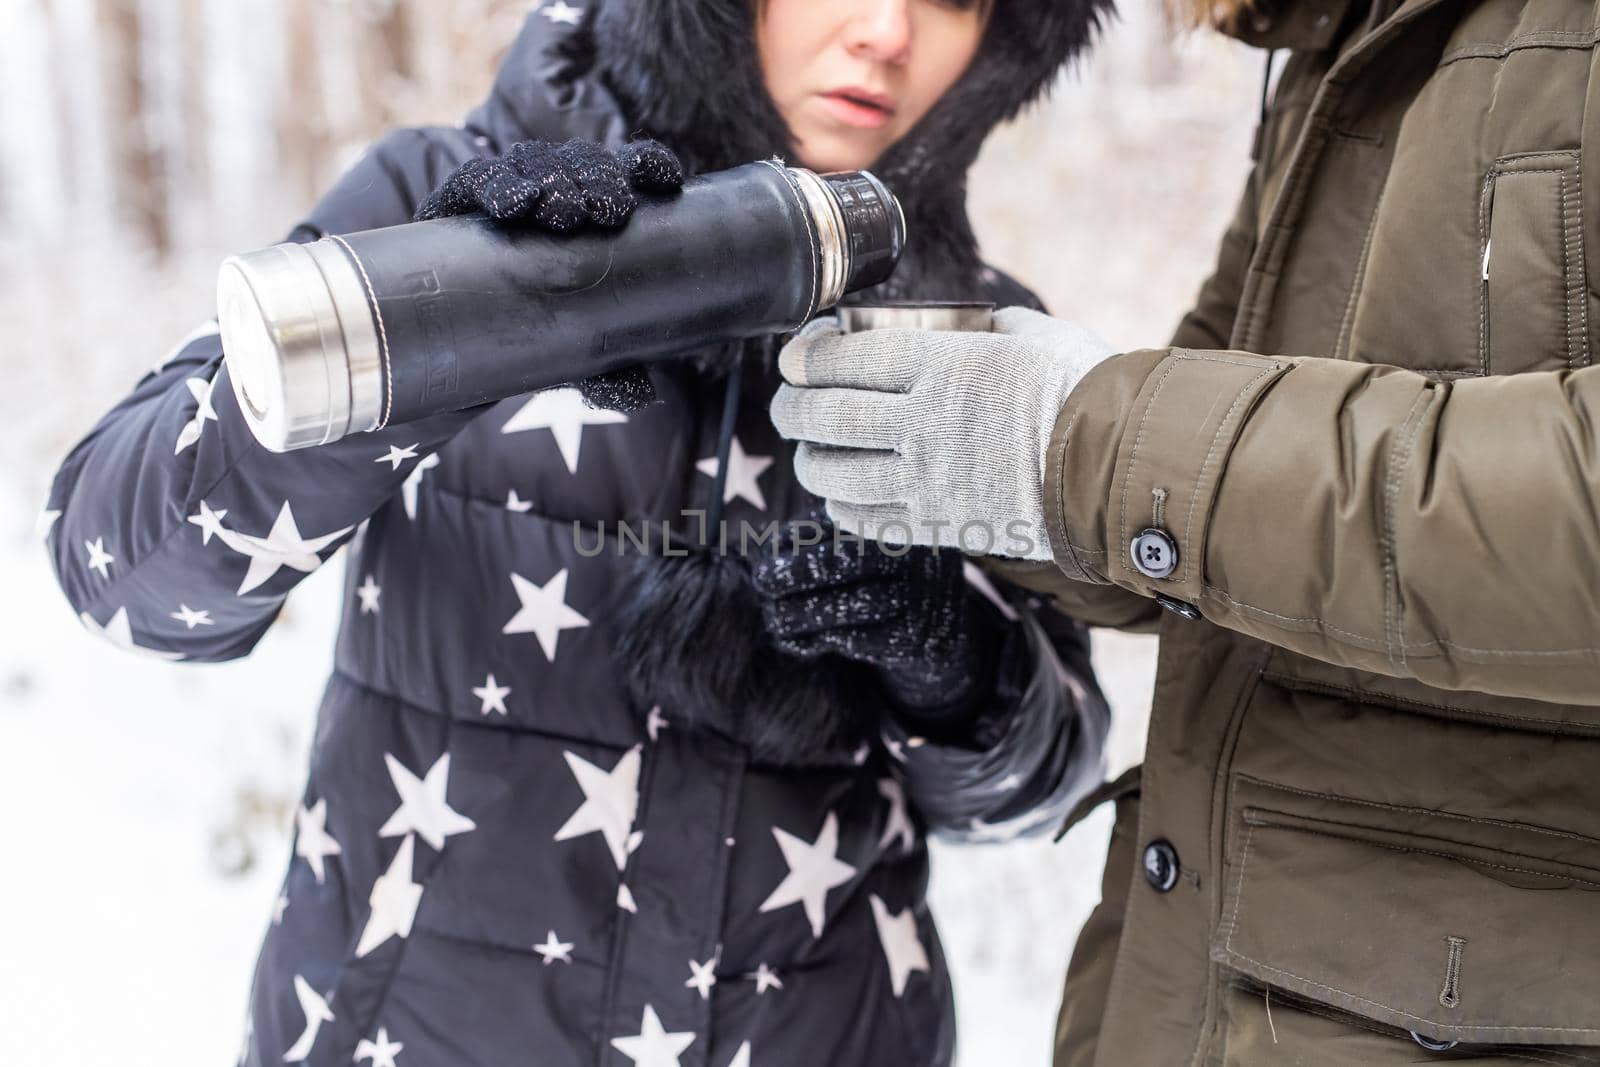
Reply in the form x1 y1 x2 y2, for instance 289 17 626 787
770 307 1115 560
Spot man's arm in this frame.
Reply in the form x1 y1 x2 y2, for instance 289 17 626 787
1048 346 1600 706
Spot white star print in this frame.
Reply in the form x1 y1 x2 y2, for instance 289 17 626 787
695 436 773 510
80 607 184 661
401 452 441 520
174 375 220 455
757 811 857 939
502 569 590 661
375 443 419 471
83 537 114 580
852 743 871 766
554 746 642 871
870 895 930 997
993 772 1024 792
354 1027 405 1067
726 1043 752 1067
501 387 626 473
747 963 784 995
882 731 907 763
294 798 342 884
187 500 228 545
610 1005 694 1067
357 575 382 615
472 673 511 716
222 501 352 596
618 882 639 912
534 930 574 965
272 891 289 925
36 508 61 541
685 955 717 1000
505 489 533 513
646 706 668 743
169 604 214 629
282 975 334 1062
378 753 477 850
540 1 585 27
356 834 424 957
877 779 916 854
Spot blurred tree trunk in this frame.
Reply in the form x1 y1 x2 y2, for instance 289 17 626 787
98 0 171 256
178 0 212 243
9 0 529 257
277 0 331 208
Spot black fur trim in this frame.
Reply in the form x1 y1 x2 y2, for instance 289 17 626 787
615 547 883 766
581 0 1114 302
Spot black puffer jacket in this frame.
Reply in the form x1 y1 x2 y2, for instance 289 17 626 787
45 3 1110 1064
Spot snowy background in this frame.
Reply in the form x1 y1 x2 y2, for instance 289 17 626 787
0 1 1257 1063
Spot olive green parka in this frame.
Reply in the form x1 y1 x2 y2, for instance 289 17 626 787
1002 0 1600 1060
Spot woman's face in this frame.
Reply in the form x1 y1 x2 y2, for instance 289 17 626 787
757 0 988 173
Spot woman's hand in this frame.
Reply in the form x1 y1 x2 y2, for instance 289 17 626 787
416 138 685 413
416 138 683 229
749 514 996 716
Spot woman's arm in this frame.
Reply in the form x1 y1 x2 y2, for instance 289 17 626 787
750 529 1109 838
45 130 484 661
883 584 1110 842
46 130 679 661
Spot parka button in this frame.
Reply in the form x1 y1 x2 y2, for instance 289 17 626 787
1143 839 1180 892
1411 1032 1459 1052
1130 528 1179 579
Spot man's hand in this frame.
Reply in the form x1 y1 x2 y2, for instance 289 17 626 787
416 138 684 414
771 307 1115 560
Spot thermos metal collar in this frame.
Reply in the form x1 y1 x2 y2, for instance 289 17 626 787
783 166 851 312
217 239 385 452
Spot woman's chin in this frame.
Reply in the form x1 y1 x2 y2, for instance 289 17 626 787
790 130 885 175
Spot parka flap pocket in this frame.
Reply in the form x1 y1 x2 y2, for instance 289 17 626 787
1212 779 1600 1046
1481 150 1588 376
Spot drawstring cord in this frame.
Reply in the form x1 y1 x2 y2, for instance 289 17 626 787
705 357 744 544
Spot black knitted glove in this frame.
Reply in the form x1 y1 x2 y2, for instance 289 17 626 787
415 138 684 412
750 514 997 715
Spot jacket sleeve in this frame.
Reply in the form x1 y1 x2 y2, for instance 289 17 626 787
883 576 1110 842
1045 344 1600 708
44 129 482 662
973 159 1266 638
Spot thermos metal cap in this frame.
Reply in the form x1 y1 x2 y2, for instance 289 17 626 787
783 166 906 309
217 240 385 452
821 170 905 293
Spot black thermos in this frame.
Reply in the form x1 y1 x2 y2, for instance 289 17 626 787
217 161 904 452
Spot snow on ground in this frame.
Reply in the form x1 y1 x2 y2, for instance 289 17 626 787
0 10 1255 1064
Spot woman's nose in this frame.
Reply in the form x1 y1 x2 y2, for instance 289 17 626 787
842 0 913 66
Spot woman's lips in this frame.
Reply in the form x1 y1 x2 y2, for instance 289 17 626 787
818 88 897 130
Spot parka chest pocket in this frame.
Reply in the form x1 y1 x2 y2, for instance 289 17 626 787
1480 151 1590 376
1210 776 1600 1063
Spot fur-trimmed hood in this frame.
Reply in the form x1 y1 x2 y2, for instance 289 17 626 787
472 0 1113 301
